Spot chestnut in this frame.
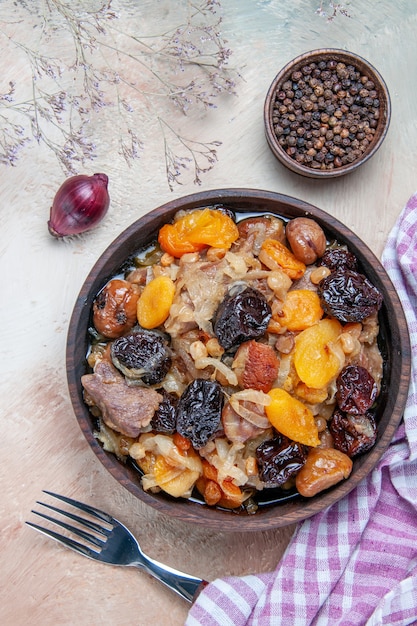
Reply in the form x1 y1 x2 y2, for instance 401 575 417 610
285 217 326 264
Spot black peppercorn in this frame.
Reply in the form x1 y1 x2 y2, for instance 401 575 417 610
271 57 381 171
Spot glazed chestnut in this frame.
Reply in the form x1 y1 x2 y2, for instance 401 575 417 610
93 279 140 339
285 217 326 264
295 447 353 497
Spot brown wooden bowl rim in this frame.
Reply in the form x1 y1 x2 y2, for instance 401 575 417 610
66 188 410 531
264 48 392 179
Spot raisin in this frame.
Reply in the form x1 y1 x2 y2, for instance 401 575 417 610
213 286 272 351
111 330 171 385
318 248 358 272
329 409 377 457
151 390 178 434
176 379 223 449
256 435 308 488
317 269 383 322
336 365 377 414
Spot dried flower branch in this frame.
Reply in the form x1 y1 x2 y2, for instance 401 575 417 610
316 1 352 21
159 117 220 190
0 0 237 187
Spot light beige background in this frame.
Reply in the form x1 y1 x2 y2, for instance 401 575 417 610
1 1 416 625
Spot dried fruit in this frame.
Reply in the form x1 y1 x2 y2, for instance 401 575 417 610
293 318 344 389
336 365 378 414
266 388 320 447
213 286 272 351
329 409 377 457
111 330 171 385
150 390 178 434
318 247 358 272
158 208 239 258
277 289 323 331
176 379 223 449
137 275 175 329
196 460 246 508
295 447 353 497
295 382 328 405
260 238 306 279
256 435 308 488
153 454 201 498
93 279 140 339
317 269 383 322
232 340 280 392
134 433 202 499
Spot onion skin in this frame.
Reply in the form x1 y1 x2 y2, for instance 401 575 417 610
48 173 110 237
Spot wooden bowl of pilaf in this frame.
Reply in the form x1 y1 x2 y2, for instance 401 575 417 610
66 188 410 531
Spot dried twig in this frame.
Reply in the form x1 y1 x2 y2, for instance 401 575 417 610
316 1 352 21
0 0 237 187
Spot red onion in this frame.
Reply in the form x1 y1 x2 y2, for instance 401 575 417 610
48 173 110 237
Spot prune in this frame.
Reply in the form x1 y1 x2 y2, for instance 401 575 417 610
213 286 272 351
111 330 171 385
176 379 223 449
329 409 377 457
318 248 358 272
151 390 178 433
317 269 383 322
336 365 377 414
256 435 308 488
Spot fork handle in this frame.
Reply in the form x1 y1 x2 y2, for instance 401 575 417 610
133 554 208 603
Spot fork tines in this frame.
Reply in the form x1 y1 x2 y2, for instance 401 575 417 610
26 490 113 558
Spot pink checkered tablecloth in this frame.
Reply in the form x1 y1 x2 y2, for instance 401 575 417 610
186 194 417 626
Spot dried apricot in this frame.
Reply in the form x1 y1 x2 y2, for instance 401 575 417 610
277 289 323 331
259 238 306 280
295 382 328 404
293 318 345 389
137 274 175 329
266 388 320 447
153 453 201 498
295 447 353 497
158 208 239 258
136 433 203 498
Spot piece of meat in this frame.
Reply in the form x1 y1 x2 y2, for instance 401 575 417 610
222 402 267 443
81 360 162 438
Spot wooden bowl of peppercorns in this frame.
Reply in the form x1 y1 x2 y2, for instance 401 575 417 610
264 49 391 178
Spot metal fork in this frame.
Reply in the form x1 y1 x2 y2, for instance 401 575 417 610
26 491 207 603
